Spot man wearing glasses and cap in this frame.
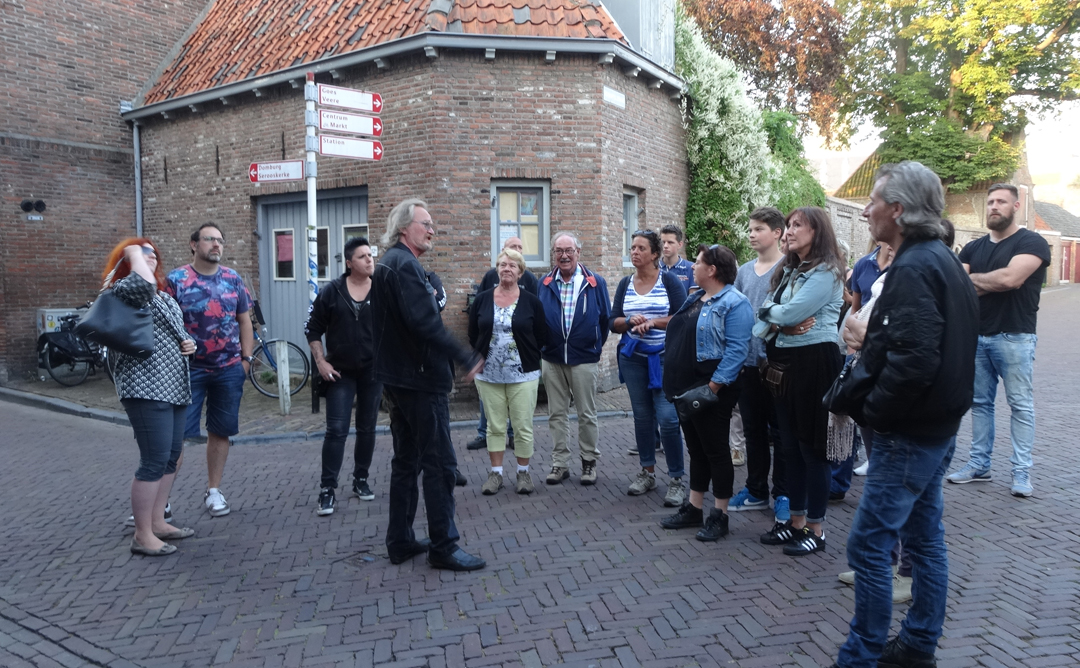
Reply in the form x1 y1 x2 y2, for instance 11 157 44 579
538 232 611 486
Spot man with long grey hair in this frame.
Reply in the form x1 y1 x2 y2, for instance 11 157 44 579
371 198 486 571
826 161 978 668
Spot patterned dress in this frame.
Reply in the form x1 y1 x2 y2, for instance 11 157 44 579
476 301 541 385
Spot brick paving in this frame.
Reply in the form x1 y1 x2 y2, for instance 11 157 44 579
2 285 1079 668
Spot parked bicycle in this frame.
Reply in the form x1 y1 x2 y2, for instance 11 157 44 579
248 300 310 398
37 305 116 387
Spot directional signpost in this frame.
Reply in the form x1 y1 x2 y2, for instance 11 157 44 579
317 84 383 114
248 160 304 183
319 135 384 161
318 110 382 137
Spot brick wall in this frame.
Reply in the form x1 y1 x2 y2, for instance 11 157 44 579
0 0 205 379
136 50 687 390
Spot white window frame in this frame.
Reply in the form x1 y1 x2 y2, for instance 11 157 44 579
316 225 331 282
623 189 640 267
490 180 550 268
272 228 297 281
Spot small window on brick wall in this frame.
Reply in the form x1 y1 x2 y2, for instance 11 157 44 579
623 189 641 265
491 181 549 266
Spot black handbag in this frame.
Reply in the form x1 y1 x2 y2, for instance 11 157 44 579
822 353 874 419
672 384 720 422
75 264 155 360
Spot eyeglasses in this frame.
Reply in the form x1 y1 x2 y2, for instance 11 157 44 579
552 247 578 257
633 229 658 238
201 236 226 245
414 220 435 232
140 246 157 258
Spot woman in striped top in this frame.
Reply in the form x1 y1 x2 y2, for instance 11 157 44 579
610 229 689 506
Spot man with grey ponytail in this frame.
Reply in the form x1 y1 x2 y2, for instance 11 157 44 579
827 161 979 668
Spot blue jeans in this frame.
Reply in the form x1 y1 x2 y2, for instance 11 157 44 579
968 333 1036 472
619 353 684 478
384 386 460 559
185 364 246 438
320 368 382 489
837 432 956 667
123 399 186 482
830 429 861 495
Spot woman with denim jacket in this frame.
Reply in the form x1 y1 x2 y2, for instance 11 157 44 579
754 207 845 557
659 244 753 542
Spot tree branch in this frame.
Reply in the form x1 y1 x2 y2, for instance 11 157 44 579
1012 88 1080 101
1034 0 1080 54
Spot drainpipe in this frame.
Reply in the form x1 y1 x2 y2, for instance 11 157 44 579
133 121 144 237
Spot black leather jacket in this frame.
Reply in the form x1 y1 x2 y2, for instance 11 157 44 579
371 242 479 393
304 274 372 373
848 235 979 439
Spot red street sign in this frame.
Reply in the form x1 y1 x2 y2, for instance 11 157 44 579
319 135 383 161
249 160 304 183
318 110 383 137
317 84 383 114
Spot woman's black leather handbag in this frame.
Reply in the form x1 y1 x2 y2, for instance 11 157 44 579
75 265 155 360
672 384 719 422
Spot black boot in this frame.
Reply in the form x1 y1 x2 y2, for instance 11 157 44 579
695 508 729 541
877 637 936 668
660 502 704 529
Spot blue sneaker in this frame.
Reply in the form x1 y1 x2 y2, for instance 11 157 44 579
728 487 768 512
946 462 992 484
1010 469 1033 497
773 495 791 523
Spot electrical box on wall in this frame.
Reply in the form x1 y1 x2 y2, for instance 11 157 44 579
37 309 79 337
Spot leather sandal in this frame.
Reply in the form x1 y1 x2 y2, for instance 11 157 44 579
130 539 178 556
154 527 195 540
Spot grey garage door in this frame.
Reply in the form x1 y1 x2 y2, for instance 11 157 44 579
256 189 369 348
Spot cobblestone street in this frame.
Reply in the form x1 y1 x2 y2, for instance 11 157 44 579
2 286 1078 668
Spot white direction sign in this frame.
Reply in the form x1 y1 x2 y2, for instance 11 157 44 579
249 160 304 183
317 84 383 114
318 110 383 137
319 135 384 161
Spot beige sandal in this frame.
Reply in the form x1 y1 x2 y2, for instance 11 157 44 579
153 527 195 540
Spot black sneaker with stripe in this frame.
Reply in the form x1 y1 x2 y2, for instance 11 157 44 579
783 527 826 556
759 520 797 545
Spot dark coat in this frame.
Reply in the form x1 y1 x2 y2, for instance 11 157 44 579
304 274 372 372
479 266 538 295
468 287 549 374
371 242 479 393
537 264 611 366
848 235 979 439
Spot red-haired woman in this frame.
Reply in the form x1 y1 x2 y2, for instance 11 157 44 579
105 239 197 556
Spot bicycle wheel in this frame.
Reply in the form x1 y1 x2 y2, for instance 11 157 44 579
249 340 310 398
103 347 119 383
43 342 91 386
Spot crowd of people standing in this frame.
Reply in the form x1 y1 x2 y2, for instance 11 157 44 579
104 160 1050 668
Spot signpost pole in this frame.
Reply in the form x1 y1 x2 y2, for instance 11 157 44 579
304 72 321 415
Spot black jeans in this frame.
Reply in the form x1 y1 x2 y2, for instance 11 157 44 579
737 366 787 501
384 386 460 558
320 368 382 489
681 382 741 499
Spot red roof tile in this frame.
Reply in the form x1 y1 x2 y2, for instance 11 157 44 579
144 0 625 104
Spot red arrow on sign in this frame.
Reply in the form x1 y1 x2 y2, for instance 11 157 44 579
249 165 259 182
372 95 382 112
373 142 383 159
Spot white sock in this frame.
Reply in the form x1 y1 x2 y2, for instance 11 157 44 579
492 466 503 475
517 464 529 473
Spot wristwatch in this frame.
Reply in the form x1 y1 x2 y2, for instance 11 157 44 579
242 355 255 363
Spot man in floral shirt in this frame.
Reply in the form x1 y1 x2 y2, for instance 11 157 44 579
167 223 254 518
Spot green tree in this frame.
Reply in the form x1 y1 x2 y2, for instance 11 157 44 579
763 111 828 213
837 0 1079 190
675 5 776 259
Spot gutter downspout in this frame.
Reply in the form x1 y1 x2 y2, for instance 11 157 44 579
133 121 143 237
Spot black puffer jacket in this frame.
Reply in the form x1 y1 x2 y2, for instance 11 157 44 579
371 242 480 393
304 274 372 373
847 235 979 439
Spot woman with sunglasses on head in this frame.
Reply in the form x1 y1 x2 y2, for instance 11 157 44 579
105 239 197 556
611 229 689 505
659 244 753 541
755 207 846 556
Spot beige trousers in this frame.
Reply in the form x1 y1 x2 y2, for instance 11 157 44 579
474 378 539 459
542 360 600 468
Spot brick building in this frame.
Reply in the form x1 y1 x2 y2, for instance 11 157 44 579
112 0 688 390
0 0 206 382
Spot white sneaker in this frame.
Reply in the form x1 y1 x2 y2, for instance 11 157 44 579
204 488 230 517
854 461 869 476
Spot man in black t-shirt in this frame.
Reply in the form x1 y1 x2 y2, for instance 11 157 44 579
947 183 1050 497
